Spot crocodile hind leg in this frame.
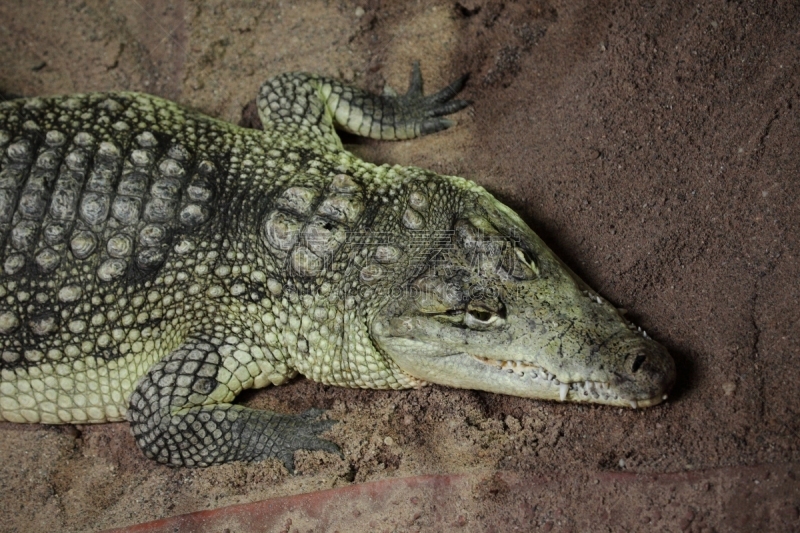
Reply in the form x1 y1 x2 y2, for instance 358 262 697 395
127 337 338 468
257 61 469 147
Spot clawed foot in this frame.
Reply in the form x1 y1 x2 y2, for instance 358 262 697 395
276 408 341 473
398 60 471 136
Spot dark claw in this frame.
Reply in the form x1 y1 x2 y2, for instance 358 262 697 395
406 60 424 98
298 407 328 421
401 61 470 109
426 99 471 118
279 450 296 472
424 73 470 105
420 118 455 136
302 417 337 435
279 408 340 473
375 61 471 139
305 432 342 456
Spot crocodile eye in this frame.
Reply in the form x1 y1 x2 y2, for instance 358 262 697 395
464 300 506 330
467 309 493 322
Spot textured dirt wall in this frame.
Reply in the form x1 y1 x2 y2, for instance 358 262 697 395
0 1 798 531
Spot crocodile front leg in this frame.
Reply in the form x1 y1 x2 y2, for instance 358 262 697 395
127 337 339 468
257 61 470 147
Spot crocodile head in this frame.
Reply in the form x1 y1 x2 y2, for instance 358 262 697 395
371 191 676 408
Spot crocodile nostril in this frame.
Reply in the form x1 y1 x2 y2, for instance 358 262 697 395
632 354 646 373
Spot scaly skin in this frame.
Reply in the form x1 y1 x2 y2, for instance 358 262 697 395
0 63 675 468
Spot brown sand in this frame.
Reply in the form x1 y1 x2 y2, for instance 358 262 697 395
0 1 798 531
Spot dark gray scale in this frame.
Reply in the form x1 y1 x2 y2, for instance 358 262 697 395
66 132 144 283
355 189 433 288
60 129 203 279
62 132 125 269
31 131 95 274
276 186 318 216
76 141 123 230
259 173 366 280
136 141 196 270
0 137 37 267
263 210 302 253
303 216 347 256
177 157 214 232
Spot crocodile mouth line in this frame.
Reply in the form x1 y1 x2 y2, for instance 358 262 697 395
472 355 668 408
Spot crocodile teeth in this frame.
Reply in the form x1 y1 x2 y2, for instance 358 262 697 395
581 289 604 305
474 355 617 401
559 383 569 402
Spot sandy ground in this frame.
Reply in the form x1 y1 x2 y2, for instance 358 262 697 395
0 1 798 531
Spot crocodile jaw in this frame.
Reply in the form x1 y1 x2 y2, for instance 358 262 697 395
469 356 670 408
374 332 674 409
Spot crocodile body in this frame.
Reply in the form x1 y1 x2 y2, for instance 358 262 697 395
0 64 675 467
